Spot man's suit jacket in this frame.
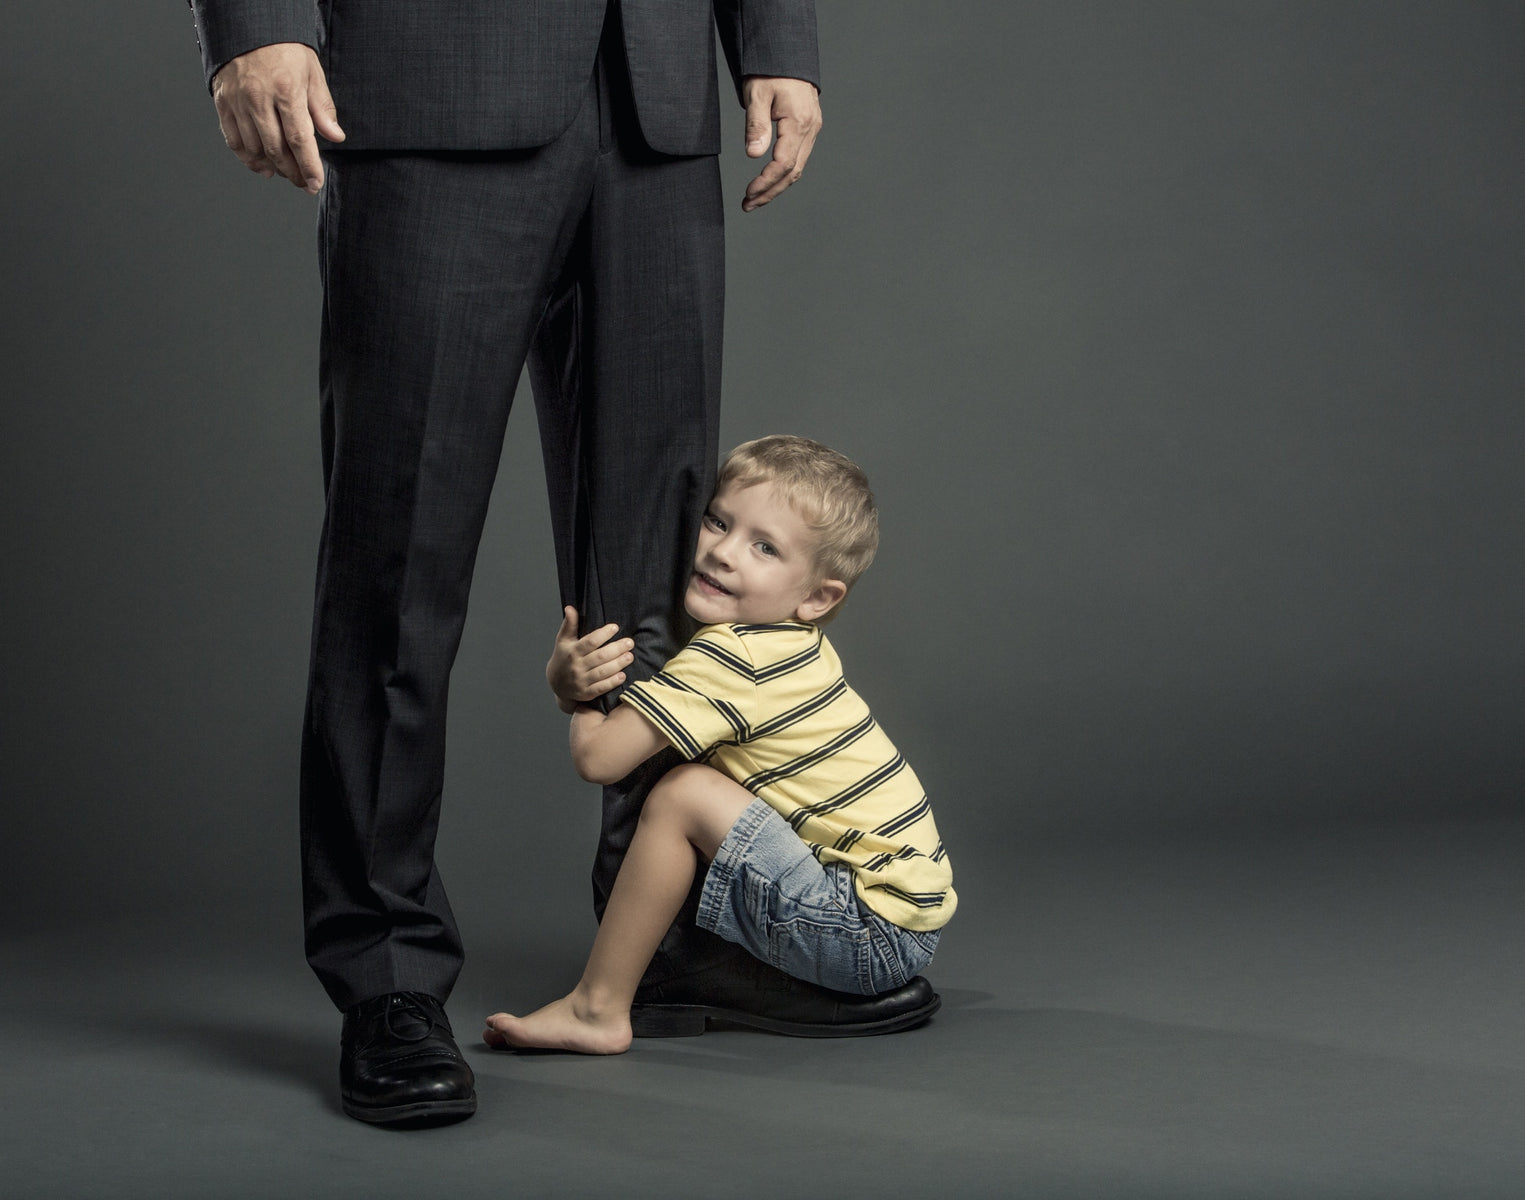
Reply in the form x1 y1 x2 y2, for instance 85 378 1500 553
190 0 819 156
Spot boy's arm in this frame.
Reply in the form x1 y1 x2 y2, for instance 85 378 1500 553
569 703 670 786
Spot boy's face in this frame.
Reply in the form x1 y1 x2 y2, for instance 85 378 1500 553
685 481 842 626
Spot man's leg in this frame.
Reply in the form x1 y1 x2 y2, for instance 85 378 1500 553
304 96 605 1121
526 23 726 970
528 32 940 1036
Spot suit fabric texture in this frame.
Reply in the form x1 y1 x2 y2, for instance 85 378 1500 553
188 0 819 1009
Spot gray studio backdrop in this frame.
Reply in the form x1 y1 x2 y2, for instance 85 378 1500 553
4 4 1521 963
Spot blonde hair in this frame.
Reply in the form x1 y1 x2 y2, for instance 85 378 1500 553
717 436 879 620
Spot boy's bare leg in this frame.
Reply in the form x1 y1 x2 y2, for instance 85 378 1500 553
485 764 751 1053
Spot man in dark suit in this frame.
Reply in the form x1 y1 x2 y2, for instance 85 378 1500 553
191 0 935 1125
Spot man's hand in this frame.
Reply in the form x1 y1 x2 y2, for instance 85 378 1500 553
547 607 635 715
212 43 345 194
740 76 822 212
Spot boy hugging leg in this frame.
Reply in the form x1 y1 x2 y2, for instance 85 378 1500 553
486 436 956 1053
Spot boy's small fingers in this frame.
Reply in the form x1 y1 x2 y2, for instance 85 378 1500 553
579 622 621 649
593 652 633 679
595 672 626 694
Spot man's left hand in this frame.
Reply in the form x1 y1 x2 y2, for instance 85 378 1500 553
741 76 822 212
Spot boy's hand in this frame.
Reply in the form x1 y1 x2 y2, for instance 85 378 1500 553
547 607 635 715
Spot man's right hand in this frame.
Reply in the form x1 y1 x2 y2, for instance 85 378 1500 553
212 43 345 194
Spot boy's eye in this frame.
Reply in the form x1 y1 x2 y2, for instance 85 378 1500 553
704 512 725 531
756 542 778 557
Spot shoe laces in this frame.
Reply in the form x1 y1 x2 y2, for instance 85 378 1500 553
383 991 443 1042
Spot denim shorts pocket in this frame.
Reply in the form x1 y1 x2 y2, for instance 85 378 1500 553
740 868 774 932
864 922 906 991
767 911 873 994
698 799 933 996
905 927 940 961
864 918 940 992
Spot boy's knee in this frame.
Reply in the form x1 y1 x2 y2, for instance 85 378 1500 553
645 763 723 822
664 762 725 793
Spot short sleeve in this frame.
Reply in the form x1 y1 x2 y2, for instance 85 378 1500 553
620 626 758 760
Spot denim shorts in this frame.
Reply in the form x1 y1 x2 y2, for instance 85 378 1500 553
697 797 940 995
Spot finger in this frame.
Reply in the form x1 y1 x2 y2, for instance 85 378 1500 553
308 66 346 144
215 93 253 164
576 623 623 651
589 648 635 677
268 81 327 191
277 96 324 193
743 121 817 211
584 638 634 666
287 58 344 193
788 119 819 179
743 87 774 159
215 101 244 157
230 108 275 177
557 606 580 642
251 105 302 187
581 671 627 699
742 158 796 210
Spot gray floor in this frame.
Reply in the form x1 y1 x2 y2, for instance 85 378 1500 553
6 816 1523 1199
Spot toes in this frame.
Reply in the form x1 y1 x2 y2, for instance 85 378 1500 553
483 1014 516 1048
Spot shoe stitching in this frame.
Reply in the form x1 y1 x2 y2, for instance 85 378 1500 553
371 1048 465 1067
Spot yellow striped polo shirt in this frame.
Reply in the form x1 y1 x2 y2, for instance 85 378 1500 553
622 621 956 931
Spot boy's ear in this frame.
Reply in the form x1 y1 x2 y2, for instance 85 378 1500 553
795 579 848 623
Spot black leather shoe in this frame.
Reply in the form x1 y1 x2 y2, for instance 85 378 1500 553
630 950 940 1038
340 992 477 1125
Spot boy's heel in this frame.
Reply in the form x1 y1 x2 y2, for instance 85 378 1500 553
630 1004 708 1038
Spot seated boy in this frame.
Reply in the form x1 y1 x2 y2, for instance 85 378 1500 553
485 435 956 1053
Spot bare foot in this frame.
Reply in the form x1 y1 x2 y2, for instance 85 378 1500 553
483 993 633 1055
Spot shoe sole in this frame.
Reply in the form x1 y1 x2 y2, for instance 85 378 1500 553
629 992 940 1039
342 1095 478 1125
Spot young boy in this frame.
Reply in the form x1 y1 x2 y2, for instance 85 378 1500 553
485 436 955 1053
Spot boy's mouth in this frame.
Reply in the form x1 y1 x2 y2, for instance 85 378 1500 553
694 570 731 596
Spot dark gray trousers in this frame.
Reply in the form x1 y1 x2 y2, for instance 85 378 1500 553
301 28 723 1009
